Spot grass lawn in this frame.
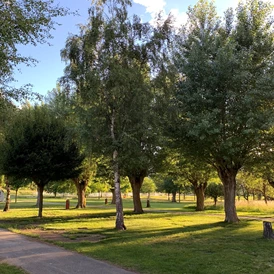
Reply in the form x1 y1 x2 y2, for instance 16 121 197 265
1 195 274 274
0 263 27 274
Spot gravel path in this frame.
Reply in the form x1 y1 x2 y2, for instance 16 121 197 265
0 229 137 274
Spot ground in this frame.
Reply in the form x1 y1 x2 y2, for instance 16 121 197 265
20 228 105 243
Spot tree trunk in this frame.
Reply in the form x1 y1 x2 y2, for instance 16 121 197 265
263 183 268 204
110 187 116 204
146 192 151 208
217 167 239 223
15 188 18 203
3 179 10 212
74 179 87 208
214 197 217 206
171 191 177 202
263 221 274 239
38 184 44 218
128 174 145 214
113 149 125 230
36 186 40 207
110 112 125 230
194 183 207 211
191 181 207 211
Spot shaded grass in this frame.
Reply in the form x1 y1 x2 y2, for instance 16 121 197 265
0 264 27 274
1 197 274 273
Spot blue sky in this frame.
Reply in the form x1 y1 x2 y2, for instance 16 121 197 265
11 0 246 97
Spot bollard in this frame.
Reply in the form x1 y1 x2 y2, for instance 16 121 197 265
65 199 70 209
105 198 108 205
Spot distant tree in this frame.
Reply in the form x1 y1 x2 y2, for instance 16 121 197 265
45 180 76 198
163 178 179 202
93 158 115 203
0 105 84 217
177 157 214 211
141 177 156 208
9 177 31 203
205 183 224 206
73 157 97 208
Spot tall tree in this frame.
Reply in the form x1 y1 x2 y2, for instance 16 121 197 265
171 0 274 222
0 105 84 217
0 0 69 100
60 0 170 226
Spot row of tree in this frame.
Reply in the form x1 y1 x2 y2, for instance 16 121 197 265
1 0 274 229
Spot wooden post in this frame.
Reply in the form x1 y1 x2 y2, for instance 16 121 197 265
263 221 274 239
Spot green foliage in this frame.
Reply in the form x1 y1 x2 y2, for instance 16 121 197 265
45 180 76 196
9 177 31 191
60 0 171 179
0 105 84 186
162 177 178 194
172 0 274 168
205 182 224 204
170 0 274 221
0 0 69 96
141 177 156 194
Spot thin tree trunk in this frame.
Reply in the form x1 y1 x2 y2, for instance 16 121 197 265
110 187 116 204
146 192 151 208
217 167 239 223
110 112 125 230
263 183 268 205
129 174 145 214
113 149 125 230
38 184 44 218
36 186 40 207
15 188 18 203
3 179 10 212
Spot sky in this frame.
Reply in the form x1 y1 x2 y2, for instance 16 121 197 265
10 0 254 97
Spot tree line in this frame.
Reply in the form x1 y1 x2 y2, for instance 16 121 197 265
1 0 274 229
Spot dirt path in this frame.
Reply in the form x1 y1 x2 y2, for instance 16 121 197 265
0 229 137 274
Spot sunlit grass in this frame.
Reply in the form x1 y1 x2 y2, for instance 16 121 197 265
1 196 274 273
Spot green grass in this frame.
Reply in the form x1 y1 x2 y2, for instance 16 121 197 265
1 196 274 273
0 264 27 274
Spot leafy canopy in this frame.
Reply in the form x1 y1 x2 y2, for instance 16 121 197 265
0 105 84 186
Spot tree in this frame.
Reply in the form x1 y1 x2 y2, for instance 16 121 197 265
0 0 69 100
60 0 170 226
178 157 214 211
171 0 274 222
0 105 84 217
141 177 156 207
45 179 76 198
205 182 224 206
9 177 31 203
73 157 97 208
162 177 179 202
